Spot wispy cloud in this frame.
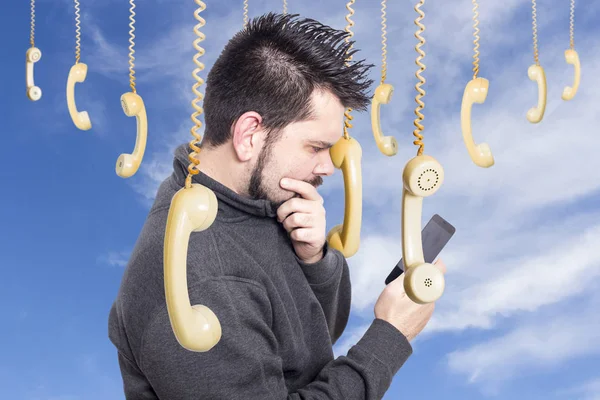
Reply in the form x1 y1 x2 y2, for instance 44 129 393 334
97 250 131 268
444 292 600 395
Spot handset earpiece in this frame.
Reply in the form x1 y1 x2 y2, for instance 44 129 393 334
26 47 42 101
561 49 580 101
164 183 221 352
401 155 445 304
370 83 398 156
460 77 493 168
526 64 547 124
326 136 362 258
66 63 92 130
116 92 147 178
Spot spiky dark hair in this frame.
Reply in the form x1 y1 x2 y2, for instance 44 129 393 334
201 12 375 147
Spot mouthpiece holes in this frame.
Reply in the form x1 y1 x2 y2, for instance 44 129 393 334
417 169 440 191
424 278 432 287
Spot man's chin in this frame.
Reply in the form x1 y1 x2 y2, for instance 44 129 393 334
270 191 297 206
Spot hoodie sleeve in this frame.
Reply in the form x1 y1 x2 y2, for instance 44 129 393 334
135 277 412 400
295 243 351 345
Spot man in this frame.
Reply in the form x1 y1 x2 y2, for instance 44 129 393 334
108 12 445 399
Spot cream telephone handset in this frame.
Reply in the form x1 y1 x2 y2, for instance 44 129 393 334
26 1 42 101
326 0 363 258
527 0 547 124
371 84 398 156
370 0 398 157
460 0 493 168
66 0 92 131
400 0 445 304
117 92 147 177
116 0 147 178
326 136 362 258
562 0 580 101
461 78 493 168
526 64 547 123
26 47 42 102
401 155 445 303
562 49 580 101
164 183 221 352
164 0 222 352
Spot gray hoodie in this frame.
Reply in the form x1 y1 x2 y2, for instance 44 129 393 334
108 143 413 399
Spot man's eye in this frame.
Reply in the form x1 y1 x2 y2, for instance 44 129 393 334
312 146 323 153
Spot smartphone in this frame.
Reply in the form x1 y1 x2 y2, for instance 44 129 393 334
385 214 456 285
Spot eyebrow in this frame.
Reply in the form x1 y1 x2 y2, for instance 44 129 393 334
308 140 335 149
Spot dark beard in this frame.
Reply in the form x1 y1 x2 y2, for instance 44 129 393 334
248 142 272 201
248 145 324 202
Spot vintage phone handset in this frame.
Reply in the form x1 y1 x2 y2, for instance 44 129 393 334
163 0 221 352
116 0 148 178
526 0 547 124
401 0 445 304
460 0 493 168
26 0 42 101
370 0 398 157
561 0 580 101
66 0 92 131
326 0 363 259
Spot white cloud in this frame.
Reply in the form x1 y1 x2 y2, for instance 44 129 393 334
444 294 600 394
97 250 131 267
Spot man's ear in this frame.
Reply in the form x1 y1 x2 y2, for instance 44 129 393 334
232 111 264 162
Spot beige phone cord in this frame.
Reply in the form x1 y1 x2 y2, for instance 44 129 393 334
569 0 575 49
244 0 249 28
30 0 36 47
413 0 426 156
472 0 480 80
342 0 355 141
283 0 287 15
74 0 82 64
186 0 207 189
532 0 539 66
128 0 137 93
380 0 387 85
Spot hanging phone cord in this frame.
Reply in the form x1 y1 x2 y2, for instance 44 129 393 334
532 0 539 66
243 0 248 28
128 0 137 93
74 0 82 64
342 0 355 141
413 0 426 156
380 0 387 85
30 0 36 47
569 0 575 49
283 0 287 14
472 0 480 80
186 0 206 189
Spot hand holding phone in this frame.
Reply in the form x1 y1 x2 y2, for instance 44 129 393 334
386 214 455 285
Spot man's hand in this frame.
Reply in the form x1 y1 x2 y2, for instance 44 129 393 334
276 178 326 264
374 258 447 341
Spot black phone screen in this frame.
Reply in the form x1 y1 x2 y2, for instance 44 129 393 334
385 214 456 285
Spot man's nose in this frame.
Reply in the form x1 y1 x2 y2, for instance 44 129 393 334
314 153 335 176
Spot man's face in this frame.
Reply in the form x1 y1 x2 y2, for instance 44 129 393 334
247 89 344 204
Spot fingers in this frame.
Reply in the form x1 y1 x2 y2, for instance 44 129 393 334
280 178 323 203
433 258 447 275
281 212 314 233
277 198 314 222
289 227 318 243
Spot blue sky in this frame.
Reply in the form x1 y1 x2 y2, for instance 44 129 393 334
2 0 600 399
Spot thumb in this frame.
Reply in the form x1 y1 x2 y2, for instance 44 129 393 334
434 258 447 275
